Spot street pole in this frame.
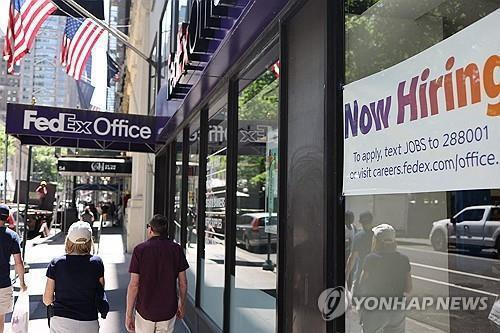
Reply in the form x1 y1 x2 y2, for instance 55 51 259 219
16 146 21 236
22 146 32 261
3 135 8 203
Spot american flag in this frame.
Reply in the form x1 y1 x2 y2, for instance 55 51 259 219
61 17 105 80
3 0 57 73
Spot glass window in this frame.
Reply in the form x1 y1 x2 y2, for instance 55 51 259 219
344 2 500 333
178 0 189 23
186 117 200 299
174 132 183 243
200 96 228 328
455 209 485 223
230 45 279 333
149 44 157 115
160 1 172 83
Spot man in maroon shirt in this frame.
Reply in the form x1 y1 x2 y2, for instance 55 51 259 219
126 214 189 332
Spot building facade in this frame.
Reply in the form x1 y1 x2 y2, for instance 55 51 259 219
122 0 500 332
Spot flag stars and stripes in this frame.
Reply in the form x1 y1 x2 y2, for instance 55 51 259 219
3 0 57 73
60 17 105 81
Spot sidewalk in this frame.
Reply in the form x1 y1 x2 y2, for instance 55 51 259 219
346 309 445 333
8 227 190 333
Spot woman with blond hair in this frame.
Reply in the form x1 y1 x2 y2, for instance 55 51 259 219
43 221 106 332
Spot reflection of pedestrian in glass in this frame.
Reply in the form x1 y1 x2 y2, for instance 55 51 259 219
345 211 356 286
358 224 412 333
36 180 48 209
345 211 356 258
346 212 373 294
187 207 196 248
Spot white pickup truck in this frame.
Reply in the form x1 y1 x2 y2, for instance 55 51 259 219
429 205 500 252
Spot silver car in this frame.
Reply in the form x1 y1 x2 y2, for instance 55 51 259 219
429 205 500 252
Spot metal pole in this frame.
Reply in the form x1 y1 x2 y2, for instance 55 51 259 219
16 145 21 236
59 0 154 66
3 135 8 203
22 146 32 260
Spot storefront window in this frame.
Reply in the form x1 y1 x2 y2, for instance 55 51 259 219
344 2 500 332
200 96 228 328
148 43 157 115
186 118 200 299
174 132 183 244
160 0 172 83
230 46 279 332
178 0 189 23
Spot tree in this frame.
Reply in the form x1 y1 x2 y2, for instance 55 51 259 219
32 146 58 183
0 124 16 169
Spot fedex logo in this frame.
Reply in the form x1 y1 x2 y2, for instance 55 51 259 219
23 110 153 140
23 110 91 134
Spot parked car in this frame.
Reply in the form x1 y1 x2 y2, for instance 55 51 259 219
429 205 500 252
236 213 277 252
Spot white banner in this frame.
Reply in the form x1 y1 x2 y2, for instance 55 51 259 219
343 10 500 196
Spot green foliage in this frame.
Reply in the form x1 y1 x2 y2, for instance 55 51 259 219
32 146 58 183
237 69 279 192
0 125 16 168
237 155 266 190
239 70 278 121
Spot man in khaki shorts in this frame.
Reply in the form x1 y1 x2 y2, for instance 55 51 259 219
126 215 188 333
0 204 27 332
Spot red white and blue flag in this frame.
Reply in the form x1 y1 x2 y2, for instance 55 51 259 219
3 0 57 73
61 17 104 80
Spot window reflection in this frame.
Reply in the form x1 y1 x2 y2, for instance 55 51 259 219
230 51 279 333
186 121 200 300
174 132 183 244
200 98 228 328
344 1 500 332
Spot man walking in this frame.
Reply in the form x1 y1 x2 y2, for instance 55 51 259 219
346 211 374 295
126 214 188 333
0 204 27 332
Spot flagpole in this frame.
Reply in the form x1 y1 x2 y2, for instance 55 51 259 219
58 0 155 67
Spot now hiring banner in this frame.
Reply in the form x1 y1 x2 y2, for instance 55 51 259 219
343 9 500 196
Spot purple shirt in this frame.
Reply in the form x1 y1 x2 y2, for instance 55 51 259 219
129 236 189 322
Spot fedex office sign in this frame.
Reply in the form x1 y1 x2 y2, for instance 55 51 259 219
23 110 152 140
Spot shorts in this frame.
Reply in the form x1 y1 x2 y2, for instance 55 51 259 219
0 286 13 314
50 316 99 333
135 311 176 333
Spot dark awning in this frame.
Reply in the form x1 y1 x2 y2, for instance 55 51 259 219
74 183 119 191
58 157 132 176
6 104 169 154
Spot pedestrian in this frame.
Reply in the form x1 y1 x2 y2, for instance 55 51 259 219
0 204 27 333
345 210 356 287
81 207 94 225
36 180 48 209
346 211 373 294
126 214 188 333
345 210 357 258
358 223 412 333
43 221 107 333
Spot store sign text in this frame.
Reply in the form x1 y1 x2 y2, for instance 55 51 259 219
345 54 500 139
22 110 152 139
343 9 500 195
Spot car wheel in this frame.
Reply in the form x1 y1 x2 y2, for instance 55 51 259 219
431 230 447 251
